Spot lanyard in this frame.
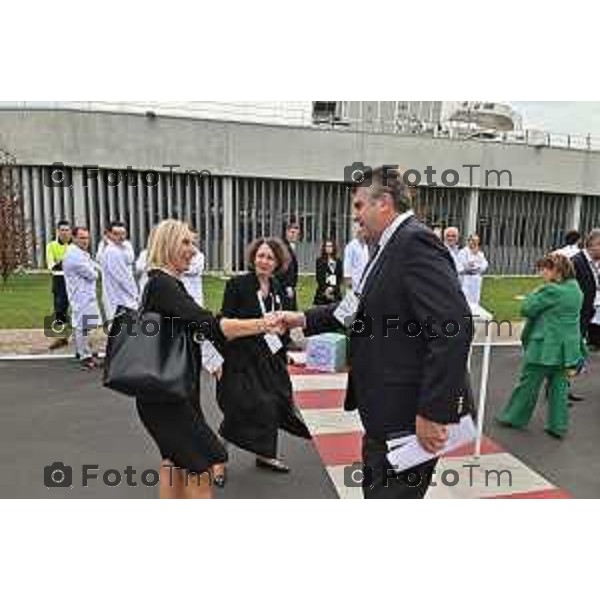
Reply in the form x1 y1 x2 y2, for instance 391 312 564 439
257 291 281 315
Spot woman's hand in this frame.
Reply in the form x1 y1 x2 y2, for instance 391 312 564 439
263 312 286 335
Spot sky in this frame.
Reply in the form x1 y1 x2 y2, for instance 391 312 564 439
510 101 600 138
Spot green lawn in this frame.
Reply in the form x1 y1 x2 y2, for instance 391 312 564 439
0 272 541 330
480 276 541 322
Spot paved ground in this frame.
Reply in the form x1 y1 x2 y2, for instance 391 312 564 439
1 361 336 499
1 348 598 498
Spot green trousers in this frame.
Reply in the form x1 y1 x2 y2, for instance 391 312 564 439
498 363 569 436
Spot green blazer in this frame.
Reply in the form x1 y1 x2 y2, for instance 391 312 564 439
520 279 585 367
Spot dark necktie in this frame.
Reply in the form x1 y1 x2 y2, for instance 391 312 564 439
358 243 381 290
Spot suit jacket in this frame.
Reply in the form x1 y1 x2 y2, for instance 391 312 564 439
305 216 472 440
572 251 597 334
520 279 585 367
314 257 343 305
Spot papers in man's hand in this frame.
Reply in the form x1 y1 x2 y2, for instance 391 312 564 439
201 340 224 374
386 416 476 473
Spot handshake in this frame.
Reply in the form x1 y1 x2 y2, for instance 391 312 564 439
262 311 306 335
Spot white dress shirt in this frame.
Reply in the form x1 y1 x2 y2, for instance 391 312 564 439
356 210 414 295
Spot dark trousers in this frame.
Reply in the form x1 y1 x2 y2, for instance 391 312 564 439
588 324 600 348
52 275 69 324
362 435 438 499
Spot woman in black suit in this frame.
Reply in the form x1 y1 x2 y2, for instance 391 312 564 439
313 239 343 305
217 238 311 473
134 220 282 499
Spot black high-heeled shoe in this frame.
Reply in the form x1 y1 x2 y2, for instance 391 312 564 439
255 457 290 474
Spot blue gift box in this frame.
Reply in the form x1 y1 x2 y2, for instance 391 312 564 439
306 333 348 373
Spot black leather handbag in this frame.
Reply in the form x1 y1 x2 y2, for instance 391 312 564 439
103 304 202 403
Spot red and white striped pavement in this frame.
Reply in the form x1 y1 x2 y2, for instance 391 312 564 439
289 365 571 499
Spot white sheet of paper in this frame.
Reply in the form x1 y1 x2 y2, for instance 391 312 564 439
334 291 359 326
264 333 283 355
326 274 337 287
592 291 600 325
201 340 224 374
385 416 476 473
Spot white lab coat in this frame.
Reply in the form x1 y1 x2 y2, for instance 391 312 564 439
181 250 205 306
135 250 149 294
97 238 134 264
446 245 464 279
100 241 139 321
554 244 580 259
63 245 101 330
343 238 370 292
458 247 489 305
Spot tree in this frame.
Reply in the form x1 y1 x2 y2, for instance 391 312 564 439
0 152 33 282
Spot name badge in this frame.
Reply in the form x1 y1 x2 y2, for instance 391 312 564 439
334 291 360 326
264 333 284 355
201 340 224 374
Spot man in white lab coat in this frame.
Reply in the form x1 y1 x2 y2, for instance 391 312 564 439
99 221 139 322
458 234 489 306
343 224 370 293
444 226 464 279
63 227 102 369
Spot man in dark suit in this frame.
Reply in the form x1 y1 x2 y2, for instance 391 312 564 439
572 229 600 350
279 221 300 310
283 167 472 499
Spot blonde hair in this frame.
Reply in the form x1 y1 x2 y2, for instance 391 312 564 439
147 219 196 270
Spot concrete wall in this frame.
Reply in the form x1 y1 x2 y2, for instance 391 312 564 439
1 108 600 195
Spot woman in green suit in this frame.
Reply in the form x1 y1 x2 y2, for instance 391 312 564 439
498 253 585 438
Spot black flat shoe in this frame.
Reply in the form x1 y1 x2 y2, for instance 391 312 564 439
545 429 565 440
568 393 585 402
255 457 290 474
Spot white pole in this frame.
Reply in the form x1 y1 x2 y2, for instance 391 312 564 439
475 325 493 458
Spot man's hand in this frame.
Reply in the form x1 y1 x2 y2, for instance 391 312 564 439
416 416 449 454
280 311 306 330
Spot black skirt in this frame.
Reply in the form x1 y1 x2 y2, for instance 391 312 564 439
217 352 311 458
136 396 227 474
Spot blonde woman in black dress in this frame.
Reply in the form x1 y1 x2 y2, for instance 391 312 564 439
135 220 283 499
